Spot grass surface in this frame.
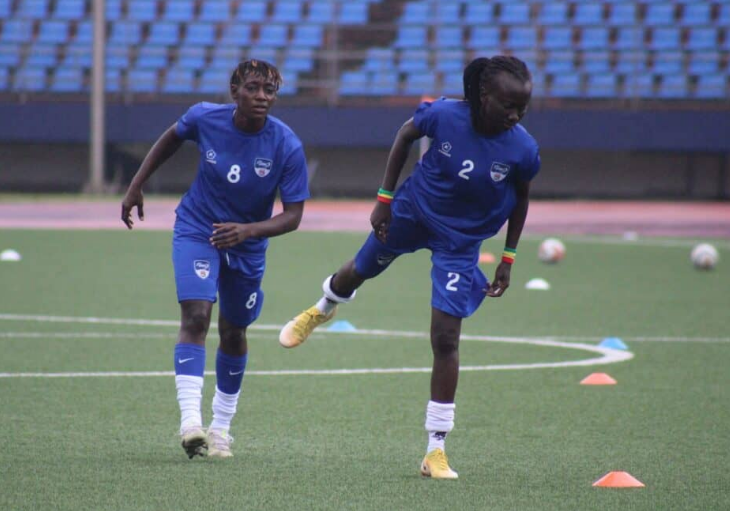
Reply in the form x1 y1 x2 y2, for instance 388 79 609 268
1 230 729 511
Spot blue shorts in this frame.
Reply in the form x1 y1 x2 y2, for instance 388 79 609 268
353 191 488 318
172 227 265 328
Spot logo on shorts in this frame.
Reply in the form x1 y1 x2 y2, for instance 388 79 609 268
205 149 217 164
254 157 273 177
490 162 510 182
376 253 395 266
194 260 210 279
438 142 452 157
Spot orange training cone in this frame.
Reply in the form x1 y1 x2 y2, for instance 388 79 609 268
478 252 496 264
580 373 617 385
593 471 645 488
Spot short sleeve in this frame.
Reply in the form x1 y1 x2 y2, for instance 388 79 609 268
412 100 439 138
175 103 203 142
278 144 310 203
518 142 541 182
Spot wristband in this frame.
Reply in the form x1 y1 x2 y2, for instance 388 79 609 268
501 247 516 264
377 188 394 204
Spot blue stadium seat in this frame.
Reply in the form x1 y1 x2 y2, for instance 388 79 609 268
542 27 573 50
623 74 654 98
615 51 647 74
581 51 611 73
25 44 58 68
272 0 303 23
51 67 84 92
549 72 581 97
0 44 22 66
219 24 252 46
401 1 430 24
199 1 230 22
434 27 463 49
209 47 243 69
545 50 575 73
650 27 681 50
585 73 618 98
572 3 603 26
506 27 537 50
162 68 195 93
13 67 46 91
398 49 429 72
403 71 436 96
371 71 397 94
291 25 323 48
128 68 159 92
236 1 267 22
278 74 297 96
62 43 90 67
246 46 279 65
468 26 500 50
339 70 370 96
719 4 730 27
657 74 687 98
1 20 34 43
465 2 493 25
74 21 92 43
607 3 636 26
651 51 683 74
104 69 121 92
106 46 131 69
0 0 10 18
394 26 428 49
434 2 461 25
687 51 720 75
499 3 530 25
281 49 314 72
694 74 726 99
175 45 207 70
441 72 462 96
106 0 122 20
162 0 195 21
578 27 609 50
136 46 168 69
127 0 157 21
257 25 289 47
434 49 464 72
185 23 217 46
338 2 369 24
538 3 569 25
686 28 717 50
53 0 85 20
17 0 49 19
363 48 394 71
108 21 143 45
307 2 334 23
0 67 9 90
37 21 70 44
680 3 711 26
613 27 643 50
147 23 180 46
644 4 675 26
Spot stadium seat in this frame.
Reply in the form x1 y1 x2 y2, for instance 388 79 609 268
106 68 121 92
434 27 463 49
257 25 289 47
37 21 70 44
147 23 180 46
499 3 530 25
578 27 609 50
585 73 618 98
184 23 217 46
339 70 370 96
434 49 464 72
281 48 314 72
0 44 22 66
657 74 687 98
506 27 537 50
0 67 8 90
545 50 575 73
615 51 647 74
162 67 195 93
398 49 429 72
13 67 46 91
278 74 298 96
434 2 461 25
572 3 604 26
441 72 462 96
538 3 569 25
686 28 717 50
73 21 92 43
644 4 675 26
51 67 84 92
106 46 131 69
542 27 573 50
162 0 195 21
719 4 730 27
468 26 500 50
61 43 90 67
651 51 683 74
394 26 428 49
680 3 711 26
136 46 168 69
465 2 493 25
549 72 581 97
371 71 398 94
687 51 720 75
607 3 636 26
246 46 279 65
53 0 86 20
291 25 323 48
127 0 157 21
25 44 58 68
236 1 267 22
650 27 681 50
209 47 243 69
623 74 654 98
613 27 643 50
108 21 142 45
0 0 10 18
219 23 252 46
402 71 436 96
106 0 122 20
199 1 230 22
581 51 611 73
307 2 334 23
401 1 431 24
363 48 394 71
16 0 49 19
694 74 726 99
338 2 369 24
128 68 158 92
272 0 303 23
175 45 207 70
1 20 34 43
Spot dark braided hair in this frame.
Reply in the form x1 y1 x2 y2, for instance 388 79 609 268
230 59 283 91
463 56 531 132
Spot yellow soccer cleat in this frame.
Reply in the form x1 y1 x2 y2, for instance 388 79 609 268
279 305 337 348
420 449 459 479
180 426 208 459
207 428 234 459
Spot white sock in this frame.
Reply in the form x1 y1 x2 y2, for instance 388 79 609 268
315 297 337 314
425 400 455 454
176 375 203 433
209 386 240 432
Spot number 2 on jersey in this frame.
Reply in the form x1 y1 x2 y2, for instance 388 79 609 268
458 160 474 180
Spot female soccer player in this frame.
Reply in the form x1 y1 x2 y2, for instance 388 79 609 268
279 56 539 478
121 60 310 459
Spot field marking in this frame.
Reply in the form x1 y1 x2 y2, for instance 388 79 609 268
0 313 635 378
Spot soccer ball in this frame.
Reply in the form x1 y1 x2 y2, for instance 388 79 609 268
538 238 566 264
690 243 719 270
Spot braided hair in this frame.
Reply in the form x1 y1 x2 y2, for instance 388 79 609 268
463 56 531 132
230 59 283 91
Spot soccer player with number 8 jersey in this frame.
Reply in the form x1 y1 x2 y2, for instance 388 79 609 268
121 60 309 459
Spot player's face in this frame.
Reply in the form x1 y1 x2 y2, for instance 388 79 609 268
231 73 278 121
480 72 532 135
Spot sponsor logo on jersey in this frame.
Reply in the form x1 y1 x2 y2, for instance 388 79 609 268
254 157 273 177
490 162 510 182
438 142 452 157
205 149 217 164
376 253 396 266
194 260 211 279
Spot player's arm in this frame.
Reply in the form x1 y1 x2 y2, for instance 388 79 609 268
121 123 184 229
487 179 531 298
210 201 304 250
372 118 423 242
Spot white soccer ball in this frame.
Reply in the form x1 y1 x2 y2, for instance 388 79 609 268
538 238 566 264
690 243 719 270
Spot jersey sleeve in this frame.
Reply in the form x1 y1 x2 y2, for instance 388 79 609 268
278 143 310 203
518 141 541 182
412 99 440 138
175 103 204 142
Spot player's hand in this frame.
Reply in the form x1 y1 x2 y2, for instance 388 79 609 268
486 262 511 297
121 187 144 230
210 223 252 249
370 201 392 243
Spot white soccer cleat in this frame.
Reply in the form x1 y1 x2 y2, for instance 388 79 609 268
180 426 208 459
207 428 234 458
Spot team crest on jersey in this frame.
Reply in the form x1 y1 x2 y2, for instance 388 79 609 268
490 162 510 182
254 158 273 177
438 142 452 157
194 260 211 279
205 150 217 164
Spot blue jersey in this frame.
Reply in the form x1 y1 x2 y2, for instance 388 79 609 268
409 98 540 244
174 102 309 254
